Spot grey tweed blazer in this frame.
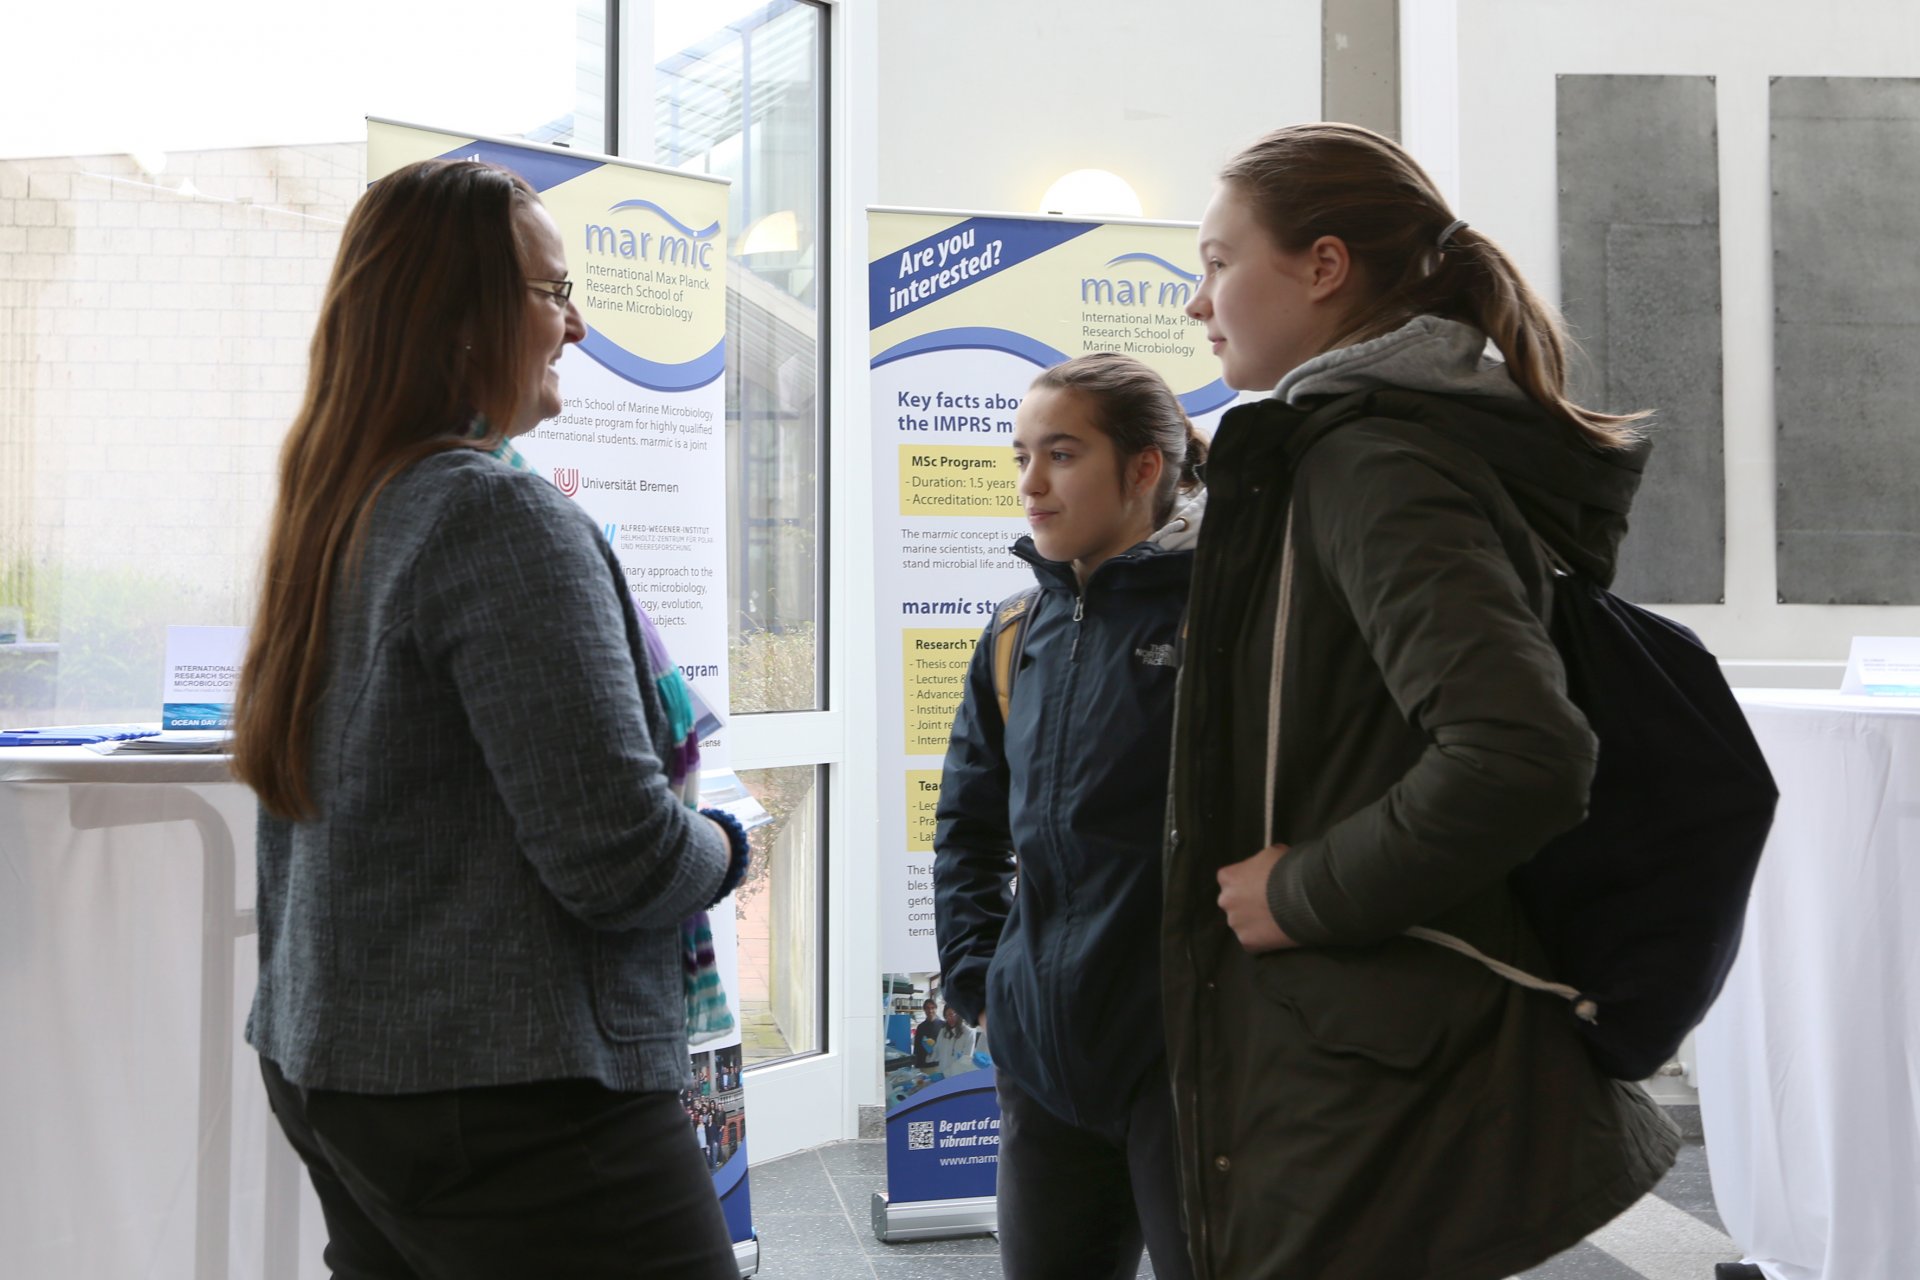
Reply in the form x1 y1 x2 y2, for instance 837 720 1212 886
246 448 728 1094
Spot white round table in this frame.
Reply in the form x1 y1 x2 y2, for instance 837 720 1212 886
0 746 312 1279
1695 690 1920 1280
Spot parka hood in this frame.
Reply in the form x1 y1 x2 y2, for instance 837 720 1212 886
1277 313 1531 408
1150 484 1208 552
1278 316 1649 586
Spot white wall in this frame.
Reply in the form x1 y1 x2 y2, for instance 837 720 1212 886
875 0 1322 221
1453 0 1920 663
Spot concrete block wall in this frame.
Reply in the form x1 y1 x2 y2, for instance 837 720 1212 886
0 142 362 716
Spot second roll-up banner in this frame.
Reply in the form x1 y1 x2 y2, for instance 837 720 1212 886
368 119 763 1277
868 207 1235 1241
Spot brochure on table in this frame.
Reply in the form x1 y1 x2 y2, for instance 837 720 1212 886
1840 636 1920 697
163 625 246 730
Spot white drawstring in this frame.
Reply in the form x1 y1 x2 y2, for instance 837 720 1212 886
1404 927 1597 1022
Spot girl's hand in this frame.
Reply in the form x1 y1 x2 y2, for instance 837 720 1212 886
1216 844 1299 953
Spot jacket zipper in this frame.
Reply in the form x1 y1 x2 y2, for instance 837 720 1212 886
1187 534 1217 1274
1183 549 1218 1277
1040 584 1093 1110
1056 589 1088 864
1186 941 1211 1277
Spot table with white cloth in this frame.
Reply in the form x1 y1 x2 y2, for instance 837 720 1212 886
1695 689 1920 1280
0 746 321 1280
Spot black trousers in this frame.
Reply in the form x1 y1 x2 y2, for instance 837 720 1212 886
993 1067 1195 1280
260 1056 736 1280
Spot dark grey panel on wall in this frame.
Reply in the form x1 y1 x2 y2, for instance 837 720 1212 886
1323 0 1399 140
1773 77 1920 604
1558 74 1724 603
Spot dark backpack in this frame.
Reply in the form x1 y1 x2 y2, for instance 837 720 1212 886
1296 391 1779 1081
1507 563 1778 1079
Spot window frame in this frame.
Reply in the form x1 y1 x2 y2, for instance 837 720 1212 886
604 0 880 1159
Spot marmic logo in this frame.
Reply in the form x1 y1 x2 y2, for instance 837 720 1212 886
552 467 581 497
1081 252 1201 308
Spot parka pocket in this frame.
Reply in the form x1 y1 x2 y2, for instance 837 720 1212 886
1247 938 1502 1071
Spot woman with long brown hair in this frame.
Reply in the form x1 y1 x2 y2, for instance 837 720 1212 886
231 158 748 1278
1163 123 1678 1278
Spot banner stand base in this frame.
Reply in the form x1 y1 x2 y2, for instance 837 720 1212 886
733 1235 760 1276
870 1192 998 1243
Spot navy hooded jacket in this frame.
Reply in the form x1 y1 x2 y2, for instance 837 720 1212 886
932 501 1198 1131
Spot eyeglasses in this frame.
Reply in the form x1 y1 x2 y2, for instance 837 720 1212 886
527 278 573 304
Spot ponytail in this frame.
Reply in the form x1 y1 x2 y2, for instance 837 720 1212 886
1179 420 1209 490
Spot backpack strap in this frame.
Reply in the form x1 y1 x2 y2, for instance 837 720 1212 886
991 587 1041 725
1262 388 1390 840
1260 393 1370 842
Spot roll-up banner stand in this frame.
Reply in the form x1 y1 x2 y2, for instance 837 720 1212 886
867 207 1235 1242
369 119 761 1277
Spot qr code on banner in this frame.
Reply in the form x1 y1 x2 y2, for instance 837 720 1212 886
907 1121 935 1151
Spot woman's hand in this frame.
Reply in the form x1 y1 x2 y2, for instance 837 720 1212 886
1216 844 1299 953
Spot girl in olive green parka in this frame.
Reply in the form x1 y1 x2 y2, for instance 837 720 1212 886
1163 122 1680 1280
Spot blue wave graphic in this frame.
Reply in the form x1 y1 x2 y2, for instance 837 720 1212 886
870 217 1099 326
576 327 726 391
1179 380 1239 416
1104 252 1201 283
428 140 602 194
604 199 720 240
713 1137 750 1197
713 1137 752 1243
872 326 1068 371
884 1066 999 1119
162 701 234 730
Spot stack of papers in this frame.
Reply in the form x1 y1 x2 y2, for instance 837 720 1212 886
88 731 231 755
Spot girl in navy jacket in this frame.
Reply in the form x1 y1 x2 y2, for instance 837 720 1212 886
934 352 1207 1280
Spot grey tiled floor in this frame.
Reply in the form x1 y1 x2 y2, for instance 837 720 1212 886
744 1133 1743 1279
